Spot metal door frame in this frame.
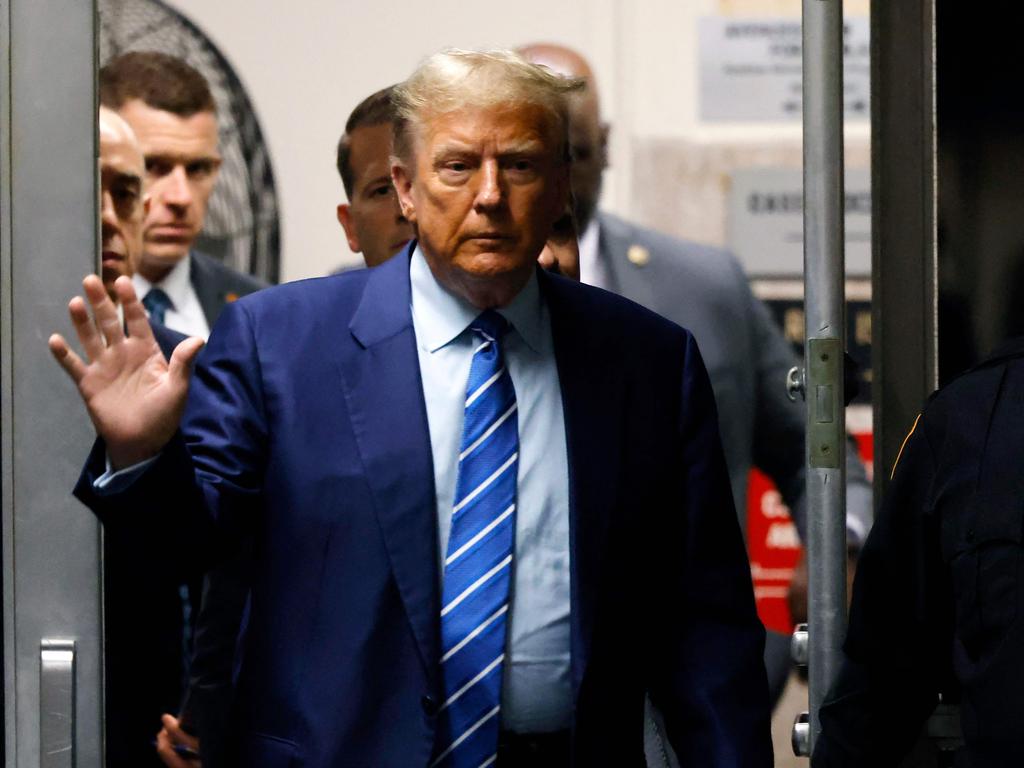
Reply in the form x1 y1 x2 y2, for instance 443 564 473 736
2 1 103 765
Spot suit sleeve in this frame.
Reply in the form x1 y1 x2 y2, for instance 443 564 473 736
73 300 269 571
812 417 951 766
744 282 873 546
649 330 773 768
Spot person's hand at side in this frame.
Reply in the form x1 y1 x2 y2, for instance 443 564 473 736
156 714 202 767
48 274 204 468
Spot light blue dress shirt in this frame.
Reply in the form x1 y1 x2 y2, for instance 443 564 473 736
409 246 572 734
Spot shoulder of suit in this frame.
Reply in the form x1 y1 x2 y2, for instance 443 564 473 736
227 269 368 319
191 249 270 294
542 268 692 344
597 212 747 288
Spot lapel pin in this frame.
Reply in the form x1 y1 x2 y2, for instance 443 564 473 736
224 292 240 303
627 244 650 267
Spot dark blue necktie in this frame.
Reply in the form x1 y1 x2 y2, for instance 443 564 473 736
142 287 173 326
432 310 519 768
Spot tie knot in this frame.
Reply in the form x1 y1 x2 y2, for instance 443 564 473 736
142 286 174 317
470 310 509 344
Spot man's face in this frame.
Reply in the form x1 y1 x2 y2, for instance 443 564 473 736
393 104 568 308
117 99 221 276
566 89 607 233
99 112 146 298
336 122 413 267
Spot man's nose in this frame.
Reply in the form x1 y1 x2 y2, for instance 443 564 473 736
162 165 193 208
100 190 118 234
473 160 504 210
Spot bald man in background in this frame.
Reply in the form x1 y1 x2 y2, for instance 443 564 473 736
94 106 196 768
519 41 872 720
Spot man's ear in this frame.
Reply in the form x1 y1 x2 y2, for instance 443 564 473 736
336 203 361 254
391 163 417 224
600 122 611 170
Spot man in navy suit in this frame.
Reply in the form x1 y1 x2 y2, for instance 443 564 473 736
89 106 190 767
52 50 770 767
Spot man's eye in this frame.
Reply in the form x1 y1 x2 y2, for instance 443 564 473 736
445 161 469 173
371 185 393 198
187 161 215 178
145 159 172 177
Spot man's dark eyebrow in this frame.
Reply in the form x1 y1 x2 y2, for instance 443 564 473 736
108 170 142 189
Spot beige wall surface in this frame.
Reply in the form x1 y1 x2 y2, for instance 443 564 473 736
163 0 868 281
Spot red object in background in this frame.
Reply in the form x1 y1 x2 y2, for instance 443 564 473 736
747 469 802 634
747 412 874 634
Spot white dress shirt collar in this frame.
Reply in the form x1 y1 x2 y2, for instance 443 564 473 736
409 244 545 355
132 252 192 310
577 218 608 289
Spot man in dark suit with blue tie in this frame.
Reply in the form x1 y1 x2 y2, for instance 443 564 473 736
52 49 771 767
91 106 190 767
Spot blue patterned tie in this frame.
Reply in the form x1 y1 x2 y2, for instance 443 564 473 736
142 287 173 326
432 310 518 768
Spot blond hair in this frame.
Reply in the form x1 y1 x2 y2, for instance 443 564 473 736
391 48 584 167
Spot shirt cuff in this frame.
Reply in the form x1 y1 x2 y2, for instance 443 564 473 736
93 454 159 494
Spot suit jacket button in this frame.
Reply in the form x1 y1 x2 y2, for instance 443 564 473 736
422 695 439 716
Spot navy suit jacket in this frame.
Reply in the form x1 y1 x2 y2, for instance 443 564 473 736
77 246 771 768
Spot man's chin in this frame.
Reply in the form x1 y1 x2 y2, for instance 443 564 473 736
141 245 190 268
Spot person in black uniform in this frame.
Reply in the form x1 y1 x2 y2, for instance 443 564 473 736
813 337 1024 766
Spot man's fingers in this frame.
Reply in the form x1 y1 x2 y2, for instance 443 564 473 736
69 296 106 362
168 337 205 384
155 727 193 768
83 274 124 346
121 278 156 342
161 714 200 749
48 333 87 384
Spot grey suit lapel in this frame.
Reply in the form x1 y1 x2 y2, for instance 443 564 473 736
598 213 658 311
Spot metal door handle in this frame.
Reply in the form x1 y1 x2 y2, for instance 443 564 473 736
40 639 75 768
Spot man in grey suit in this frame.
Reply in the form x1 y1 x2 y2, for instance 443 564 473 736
519 43 872 716
100 51 266 339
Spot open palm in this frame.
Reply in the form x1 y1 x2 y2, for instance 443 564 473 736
49 275 205 469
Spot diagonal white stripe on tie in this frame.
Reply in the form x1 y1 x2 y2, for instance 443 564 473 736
466 366 506 408
459 403 518 462
442 604 508 663
441 555 512 617
441 653 504 710
430 705 501 767
452 453 518 515
446 505 515 567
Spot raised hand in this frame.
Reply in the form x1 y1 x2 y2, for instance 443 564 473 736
49 274 204 469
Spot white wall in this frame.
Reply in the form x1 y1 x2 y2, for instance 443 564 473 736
163 0 869 281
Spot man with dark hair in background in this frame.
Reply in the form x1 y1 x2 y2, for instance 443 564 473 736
335 85 414 267
100 51 266 339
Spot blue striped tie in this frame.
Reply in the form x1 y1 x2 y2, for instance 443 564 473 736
142 287 173 326
432 310 518 768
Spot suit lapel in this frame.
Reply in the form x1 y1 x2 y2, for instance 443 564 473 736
337 247 441 691
540 270 624 701
189 251 224 327
598 213 657 311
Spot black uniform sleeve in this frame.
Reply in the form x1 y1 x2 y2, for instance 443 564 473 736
812 416 954 766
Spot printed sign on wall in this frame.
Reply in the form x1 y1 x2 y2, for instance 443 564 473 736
699 16 869 122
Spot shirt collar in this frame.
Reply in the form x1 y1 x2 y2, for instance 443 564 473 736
131 252 192 309
409 244 545 354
